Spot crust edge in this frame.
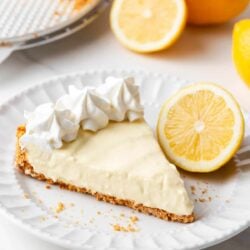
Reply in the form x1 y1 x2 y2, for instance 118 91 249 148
15 126 194 223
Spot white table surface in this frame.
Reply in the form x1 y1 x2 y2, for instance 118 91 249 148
0 5 249 250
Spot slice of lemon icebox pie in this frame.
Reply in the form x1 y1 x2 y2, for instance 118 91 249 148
16 76 194 223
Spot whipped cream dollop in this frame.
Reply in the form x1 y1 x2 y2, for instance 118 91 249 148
20 77 144 150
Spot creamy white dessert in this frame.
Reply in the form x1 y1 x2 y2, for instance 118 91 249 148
20 77 144 150
17 76 194 222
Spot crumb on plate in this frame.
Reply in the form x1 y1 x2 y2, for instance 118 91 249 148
198 198 206 203
112 223 138 232
190 185 196 194
130 216 139 223
23 193 29 199
55 202 65 213
202 188 207 194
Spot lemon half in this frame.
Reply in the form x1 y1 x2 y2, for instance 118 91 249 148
110 0 187 53
157 83 244 173
233 19 250 87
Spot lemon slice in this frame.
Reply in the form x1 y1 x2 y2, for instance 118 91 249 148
157 83 245 173
110 0 187 53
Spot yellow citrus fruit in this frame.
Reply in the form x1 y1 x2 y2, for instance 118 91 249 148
185 0 250 25
157 83 244 173
233 19 250 87
110 0 187 53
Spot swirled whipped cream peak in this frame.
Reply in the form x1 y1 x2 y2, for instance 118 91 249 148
20 76 144 150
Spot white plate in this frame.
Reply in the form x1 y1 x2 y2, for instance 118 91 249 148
0 70 249 250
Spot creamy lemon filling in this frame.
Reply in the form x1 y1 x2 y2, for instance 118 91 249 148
25 120 194 216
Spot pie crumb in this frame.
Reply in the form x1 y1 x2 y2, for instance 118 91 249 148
112 215 139 232
198 198 206 203
89 218 95 224
55 202 65 213
45 184 51 189
190 185 196 194
202 189 207 194
127 224 137 232
23 193 29 199
113 224 123 232
130 216 139 223
113 223 138 232
54 10 60 16
40 216 47 221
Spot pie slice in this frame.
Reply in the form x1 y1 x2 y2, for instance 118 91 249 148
15 77 194 223
16 120 194 223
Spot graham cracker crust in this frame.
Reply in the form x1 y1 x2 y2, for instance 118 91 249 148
15 126 194 223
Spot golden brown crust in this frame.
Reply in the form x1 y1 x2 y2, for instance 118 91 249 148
15 126 194 223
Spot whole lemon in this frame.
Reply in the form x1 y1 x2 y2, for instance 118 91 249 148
186 0 250 25
233 19 250 87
